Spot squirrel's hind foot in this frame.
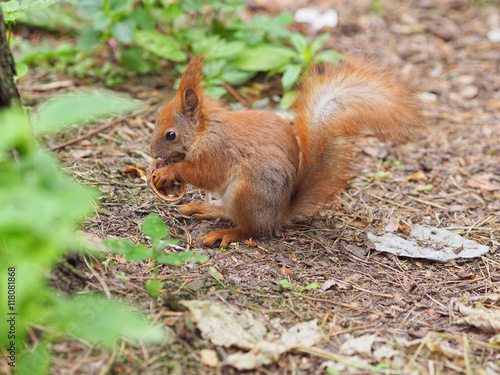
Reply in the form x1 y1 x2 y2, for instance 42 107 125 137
201 228 251 248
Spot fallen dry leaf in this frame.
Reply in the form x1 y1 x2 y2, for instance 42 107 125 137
455 303 500 333
321 278 350 291
125 165 145 178
181 301 265 350
368 224 489 261
200 349 219 367
343 273 363 283
340 334 377 356
467 174 500 191
69 149 93 159
407 170 427 181
181 301 323 370
385 216 400 233
282 266 293 276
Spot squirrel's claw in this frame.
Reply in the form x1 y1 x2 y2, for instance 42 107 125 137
151 166 175 189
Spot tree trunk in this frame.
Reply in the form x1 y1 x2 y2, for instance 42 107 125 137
0 7 21 110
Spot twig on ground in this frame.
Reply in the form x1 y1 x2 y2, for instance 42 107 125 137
83 255 112 299
367 193 419 212
49 112 140 151
223 83 249 107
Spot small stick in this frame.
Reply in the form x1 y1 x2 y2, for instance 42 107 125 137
367 192 419 212
223 83 249 107
83 255 111 299
49 112 139 151
351 284 393 298
331 325 374 336
407 196 447 210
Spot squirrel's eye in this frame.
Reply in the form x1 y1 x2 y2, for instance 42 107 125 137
165 131 176 141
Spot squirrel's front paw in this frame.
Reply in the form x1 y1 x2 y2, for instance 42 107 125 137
151 166 175 189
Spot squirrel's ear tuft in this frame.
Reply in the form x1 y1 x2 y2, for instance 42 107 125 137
178 57 204 94
179 57 204 122
183 88 200 119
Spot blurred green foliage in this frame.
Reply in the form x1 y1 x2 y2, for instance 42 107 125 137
1 0 342 107
0 93 166 373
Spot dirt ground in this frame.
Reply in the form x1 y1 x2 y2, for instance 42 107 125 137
14 0 500 374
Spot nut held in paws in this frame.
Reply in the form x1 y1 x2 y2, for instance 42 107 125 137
146 161 187 202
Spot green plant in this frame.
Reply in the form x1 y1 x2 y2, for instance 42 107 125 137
104 213 207 299
366 170 389 181
4 0 342 102
0 0 60 79
423 184 433 193
279 32 343 108
0 92 164 373
1 0 59 38
279 279 320 293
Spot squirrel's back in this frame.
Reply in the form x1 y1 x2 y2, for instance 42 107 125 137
289 54 426 218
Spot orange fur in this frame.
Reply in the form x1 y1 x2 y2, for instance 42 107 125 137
150 55 426 247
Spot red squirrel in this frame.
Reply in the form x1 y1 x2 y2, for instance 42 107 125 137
149 54 426 247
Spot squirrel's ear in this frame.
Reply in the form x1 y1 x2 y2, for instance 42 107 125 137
182 88 200 120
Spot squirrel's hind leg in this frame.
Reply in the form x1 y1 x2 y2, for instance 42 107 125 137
179 201 230 221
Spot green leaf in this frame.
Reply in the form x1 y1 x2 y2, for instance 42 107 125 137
205 86 227 99
53 294 166 348
121 46 150 74
289 32 308 53
92 10 111 30
232 45 294 72
103 239 152 261
18 344 51 375
21 0 62 10
1 1 25 22
280 90 298 110
145 279 162 299
111 19 136 44
135 30 187 62
205 41 245 60
281 64 303 91
203 59 226 78
77 28 102 50
108 0 131 13
179 0 203 13
2 0 60 23
0 105 35 157
131 7 154 30
279 279 295 289
76 0 104 19
14 62 29 79
304 281 320 290
162 2 182 20
310 33 330 55
141 213 169 248
32 91 140 133
157 252 207 267
220 68 255 85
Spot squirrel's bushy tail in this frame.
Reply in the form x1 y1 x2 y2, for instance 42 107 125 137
290 54 426 217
